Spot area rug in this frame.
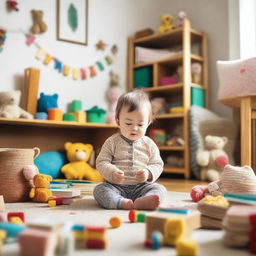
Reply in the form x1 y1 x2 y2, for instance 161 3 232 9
3 191 247 256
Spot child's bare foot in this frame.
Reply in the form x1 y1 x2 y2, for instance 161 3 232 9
121 199 134 210
134 195 160 210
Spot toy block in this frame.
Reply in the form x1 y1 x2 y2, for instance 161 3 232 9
0 213 6 222
71 100 82 112
137 212 146 223
146 212 201 246
152 231 163 250
19 228 58 256
35 112 48 120
73 230 86 249
7 212 25 223
176 239 199 256
48 200 56 207
0 230 6 255
86 239 107 249
48 108 63 121
63 113 76 122
0 196 5 212
71 111 86 122
128 210 138 222
56 228 74 255
72 224 85 231
48 197 63 206
27 218 63 232
0 222 26 237
109 216 122 228
9 217 23 225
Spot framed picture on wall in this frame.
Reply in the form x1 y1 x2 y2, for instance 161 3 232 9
56 0 88 45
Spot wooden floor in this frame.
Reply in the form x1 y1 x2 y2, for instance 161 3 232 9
158 178 207 193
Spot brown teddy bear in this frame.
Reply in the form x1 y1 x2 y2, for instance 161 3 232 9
31 10 47 34
158 14 175 33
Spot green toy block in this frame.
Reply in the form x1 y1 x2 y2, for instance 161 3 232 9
63 113 76 121
86 106 106 123
71 100 82 112
134 66 153 88
137 212 146 223
191 87 205 107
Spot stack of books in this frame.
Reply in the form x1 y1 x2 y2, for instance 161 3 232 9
50 180 100 196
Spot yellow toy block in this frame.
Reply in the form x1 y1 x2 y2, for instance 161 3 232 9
85 231 106 240
164 218 185 246
9 216 23 225
0 230 6 254
73 231 86 249
146 212 201 246
71 111 86 122
48 200 56 207
176 239 199 256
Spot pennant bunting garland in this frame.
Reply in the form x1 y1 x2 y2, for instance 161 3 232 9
1 28 117 80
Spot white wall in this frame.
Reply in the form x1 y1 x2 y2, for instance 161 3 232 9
0 0 231 117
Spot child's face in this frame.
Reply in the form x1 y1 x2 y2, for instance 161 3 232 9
116 104 150 141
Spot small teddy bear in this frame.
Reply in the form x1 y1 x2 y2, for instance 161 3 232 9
158 14 175 33
106 71 122 125
196 135 229 182
0 90 33 119
31 10 47 34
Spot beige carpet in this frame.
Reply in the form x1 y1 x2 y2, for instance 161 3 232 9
3 191 248 256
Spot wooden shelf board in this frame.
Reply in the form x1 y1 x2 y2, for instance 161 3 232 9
159 146 185 151
154 113 184 119
0 118 118 129
191 54 203 62
163 167 186 174
191 83 205 89
144 83 183 93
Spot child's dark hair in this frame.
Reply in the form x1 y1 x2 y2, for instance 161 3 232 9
115 89 153 123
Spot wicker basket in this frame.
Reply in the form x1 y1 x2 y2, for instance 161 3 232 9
0 147 40 202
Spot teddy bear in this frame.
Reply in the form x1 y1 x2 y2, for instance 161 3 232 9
0 90 33 119
29 174 53 203
106 71 123 125
37 93 58 113
31 10 47 34
61 142 104 182
151 97 167 115
196 135 229 182
158 14 175 33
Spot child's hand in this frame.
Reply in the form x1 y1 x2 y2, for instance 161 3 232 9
112 171 124 184
136 169 150 183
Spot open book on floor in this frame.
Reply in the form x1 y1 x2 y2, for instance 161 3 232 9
50 188 81 198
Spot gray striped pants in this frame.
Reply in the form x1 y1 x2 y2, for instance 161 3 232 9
93 182 167 209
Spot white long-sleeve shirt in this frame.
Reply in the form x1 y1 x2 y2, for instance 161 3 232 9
96 133 164 185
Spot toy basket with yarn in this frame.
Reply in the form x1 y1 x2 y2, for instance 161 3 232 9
0 147 40 203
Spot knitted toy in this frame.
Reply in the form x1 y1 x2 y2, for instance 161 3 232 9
106 71 122 125
31 10 47 34
22 165 52 203
61 142 104 181
158 14 175 33
0 90 33 119
191 164 256 202
196 135 229 181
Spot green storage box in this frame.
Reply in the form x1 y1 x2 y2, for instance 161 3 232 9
86 106 106 123
134 66 152 88
191 87 205 107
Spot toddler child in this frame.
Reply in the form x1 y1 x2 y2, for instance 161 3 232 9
93 89 167 210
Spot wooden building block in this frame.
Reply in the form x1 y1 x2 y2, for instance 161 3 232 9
24 68 40 116
19 228 57 256
48 108 63 121
0 196 5 212
146 212 201 246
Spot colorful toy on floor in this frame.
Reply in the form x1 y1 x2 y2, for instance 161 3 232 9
196 135 229 181
7 212 25 223
29 174 53 203
176 239 199 256
31 10 47 34
61 142 103 181
0 90 33 119
109 216 122 228
85 226 107 249
158 14 175 33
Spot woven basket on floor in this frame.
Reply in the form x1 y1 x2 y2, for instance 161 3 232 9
0 147 40 203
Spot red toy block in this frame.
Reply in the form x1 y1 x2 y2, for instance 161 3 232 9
86 226 106 233
48 197 63 205
86 239 106 249
7 212 25 223
250 241 256 254
128 210 137 223
250 214 256 225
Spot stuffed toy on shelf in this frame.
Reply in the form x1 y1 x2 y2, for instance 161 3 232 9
0 90 33 119
196 135 229 181
61 142 104 182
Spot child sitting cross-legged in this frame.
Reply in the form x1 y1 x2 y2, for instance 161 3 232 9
93 89 167 210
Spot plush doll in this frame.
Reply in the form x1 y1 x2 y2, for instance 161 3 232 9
31 10 47 34
106 71 122 125
0 90 33 119
158 14 175 33
37 93 58 113
196 135 229 181
151 97 167 115
61 142 104 182
191 164 256 202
